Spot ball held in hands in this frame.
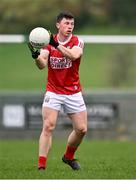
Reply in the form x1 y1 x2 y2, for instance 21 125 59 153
29 27 50 49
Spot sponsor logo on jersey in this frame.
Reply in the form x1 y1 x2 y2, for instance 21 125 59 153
50 57 72 69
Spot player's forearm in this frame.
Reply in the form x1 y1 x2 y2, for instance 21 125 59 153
35 57 47 69
57 45 80 61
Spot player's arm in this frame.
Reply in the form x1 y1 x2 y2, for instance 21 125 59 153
57 45 82 61
35 49 49 69
27 42 49 69
49 34 83 61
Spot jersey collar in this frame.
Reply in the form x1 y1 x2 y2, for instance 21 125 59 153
57 34 72 45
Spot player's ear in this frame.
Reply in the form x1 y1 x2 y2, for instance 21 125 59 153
56 22 60 29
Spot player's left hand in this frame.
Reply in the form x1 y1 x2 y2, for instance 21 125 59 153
27 42 40 59
49 33 59 48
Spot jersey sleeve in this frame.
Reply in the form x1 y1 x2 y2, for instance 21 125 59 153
42 44 51 53
73 36 84 49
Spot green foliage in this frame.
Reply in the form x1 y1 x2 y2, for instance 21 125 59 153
1 140 136 179
110 0 136 26
0 0 136 34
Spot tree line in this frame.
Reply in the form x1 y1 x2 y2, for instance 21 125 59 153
0 0 136 34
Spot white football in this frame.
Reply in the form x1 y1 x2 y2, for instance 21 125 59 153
29 27 50 49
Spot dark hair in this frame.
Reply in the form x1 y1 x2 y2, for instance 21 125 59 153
56 11 74 22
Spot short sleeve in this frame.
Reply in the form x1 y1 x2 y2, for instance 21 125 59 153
42 44 51 53
73 37 84 49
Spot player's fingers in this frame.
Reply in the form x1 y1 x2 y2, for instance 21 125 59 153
27 42 34 51
49 33 54 44
48 30 51 36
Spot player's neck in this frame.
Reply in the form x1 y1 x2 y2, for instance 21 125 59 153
57 33 72 45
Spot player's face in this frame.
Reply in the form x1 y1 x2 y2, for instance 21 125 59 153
56 18 74 37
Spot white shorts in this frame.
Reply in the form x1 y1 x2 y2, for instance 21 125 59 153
42 91 86 114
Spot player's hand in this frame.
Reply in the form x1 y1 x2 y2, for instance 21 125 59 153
27 42 40 59
49 33 59 48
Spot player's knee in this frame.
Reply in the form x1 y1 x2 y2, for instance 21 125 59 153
43 121 55 136
76 125 87 136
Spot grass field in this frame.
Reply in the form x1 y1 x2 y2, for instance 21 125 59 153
0 43 136 91
0 140 136 179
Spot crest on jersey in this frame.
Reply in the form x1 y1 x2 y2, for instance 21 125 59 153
44 95 50 103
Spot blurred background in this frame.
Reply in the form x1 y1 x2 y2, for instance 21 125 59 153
0 0 136 140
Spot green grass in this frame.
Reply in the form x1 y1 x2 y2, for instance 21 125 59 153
0 43 136 91
1 140 136 179
81 44 136 89
0 43 47 91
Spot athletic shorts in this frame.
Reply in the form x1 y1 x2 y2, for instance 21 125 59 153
42 91 86 114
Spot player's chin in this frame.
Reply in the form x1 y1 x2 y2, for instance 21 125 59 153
65 31 72 36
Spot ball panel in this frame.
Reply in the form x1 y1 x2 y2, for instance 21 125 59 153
29 27 50 49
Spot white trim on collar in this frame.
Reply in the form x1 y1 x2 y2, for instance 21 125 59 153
57 34 72 45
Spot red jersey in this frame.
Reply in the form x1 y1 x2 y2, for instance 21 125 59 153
44 34 84 95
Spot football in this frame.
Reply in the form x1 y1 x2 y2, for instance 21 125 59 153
29 27 50 49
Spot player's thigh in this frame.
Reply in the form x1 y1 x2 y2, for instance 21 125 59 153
68 110 87 132
42 91 62 111
42 107 59 129
63 92 86 114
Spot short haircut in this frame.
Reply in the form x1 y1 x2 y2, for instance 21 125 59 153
56 11 74 22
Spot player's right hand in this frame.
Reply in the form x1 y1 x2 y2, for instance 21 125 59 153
27 42 40 59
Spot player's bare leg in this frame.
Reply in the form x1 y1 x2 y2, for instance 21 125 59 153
67 110 87 147
38 107 58 170
62 110 87 170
